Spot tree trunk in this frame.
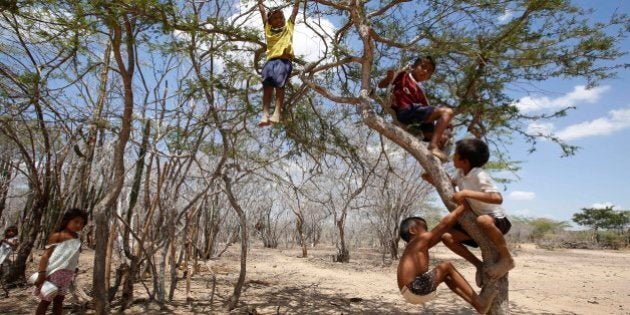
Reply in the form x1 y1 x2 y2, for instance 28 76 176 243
335 216 350 263
93 12 136 314
389 237 399 260
296 215 307 258
75 43 110 210
223 175 248 311
0 159 13 219
8 198 47 283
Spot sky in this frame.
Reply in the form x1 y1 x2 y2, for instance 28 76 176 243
237 1 630 224
497 0 630 223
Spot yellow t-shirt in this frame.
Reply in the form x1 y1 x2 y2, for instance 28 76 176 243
264 20 294 60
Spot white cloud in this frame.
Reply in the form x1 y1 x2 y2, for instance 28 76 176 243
590 202 622 210
526 122 555 136
556 106 630 141
515 85 610 114
498 9 514 23
508 191 536 201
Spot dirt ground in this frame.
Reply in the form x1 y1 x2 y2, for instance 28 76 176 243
1 243 628 314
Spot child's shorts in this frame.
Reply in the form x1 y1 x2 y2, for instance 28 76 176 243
396 105 435 126
400 269 438 304
454 216 512 248
33 269 74 302
262 58 292 88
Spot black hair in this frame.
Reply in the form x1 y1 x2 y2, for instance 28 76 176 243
399 216 427 243
412 56 436 72
267 8 284 20
4 226 17 238
455 138 490 168
58 208 88 232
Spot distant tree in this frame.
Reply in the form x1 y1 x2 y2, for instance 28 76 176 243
572 207 629 242
528 218 570 241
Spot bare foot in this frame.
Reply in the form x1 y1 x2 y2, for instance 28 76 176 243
487 257 515 279
475 284 499 314
258 115 271 127
269 114 281 124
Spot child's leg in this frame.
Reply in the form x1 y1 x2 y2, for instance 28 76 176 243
269 87 285 123
52 294 64 315
433 262 496 314
442 230 483 267
476 215 515 279
35 300 51 315
442 229 484 287
425 107 454 151
259 85 273 126
420 107 453 161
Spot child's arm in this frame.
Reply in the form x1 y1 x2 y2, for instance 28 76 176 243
453 190 502 205
426 204 467 247
34 233 60 287
258 0 267 25
453 170 503 205
288 0 300 23
377 69 396 88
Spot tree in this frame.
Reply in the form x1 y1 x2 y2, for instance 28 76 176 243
295 1 626 313
527 218 570 241
573 207 629 242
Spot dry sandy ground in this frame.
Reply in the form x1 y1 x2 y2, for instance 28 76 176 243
0 243 628 314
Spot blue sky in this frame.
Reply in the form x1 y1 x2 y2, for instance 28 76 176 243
498 0 630 223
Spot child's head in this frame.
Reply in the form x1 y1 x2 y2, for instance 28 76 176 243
267 8 286 29
399 217 428 243
410 56 435 82
58 208 88 233
454 138 490 170
4 226 17 238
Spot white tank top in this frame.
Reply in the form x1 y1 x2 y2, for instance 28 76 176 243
45 238 81 276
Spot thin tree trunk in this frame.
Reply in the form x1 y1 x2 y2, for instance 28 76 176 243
105 223 118 292
296 215 307 258
335 214 349 263
76 43 111 210
223 175 248 311
8 198 47 283
93 12 136 314
0 160 13 219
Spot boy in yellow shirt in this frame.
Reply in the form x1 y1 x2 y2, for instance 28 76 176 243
257 0 300 127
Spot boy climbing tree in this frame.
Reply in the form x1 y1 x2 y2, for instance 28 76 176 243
378 56 454 162
257 0 301 127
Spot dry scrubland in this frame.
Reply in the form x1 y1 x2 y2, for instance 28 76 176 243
1 243 629 314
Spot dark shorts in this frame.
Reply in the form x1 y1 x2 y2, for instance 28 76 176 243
262 58 292 88
396 105 435 126
453 216 512 248
406 269 438 296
